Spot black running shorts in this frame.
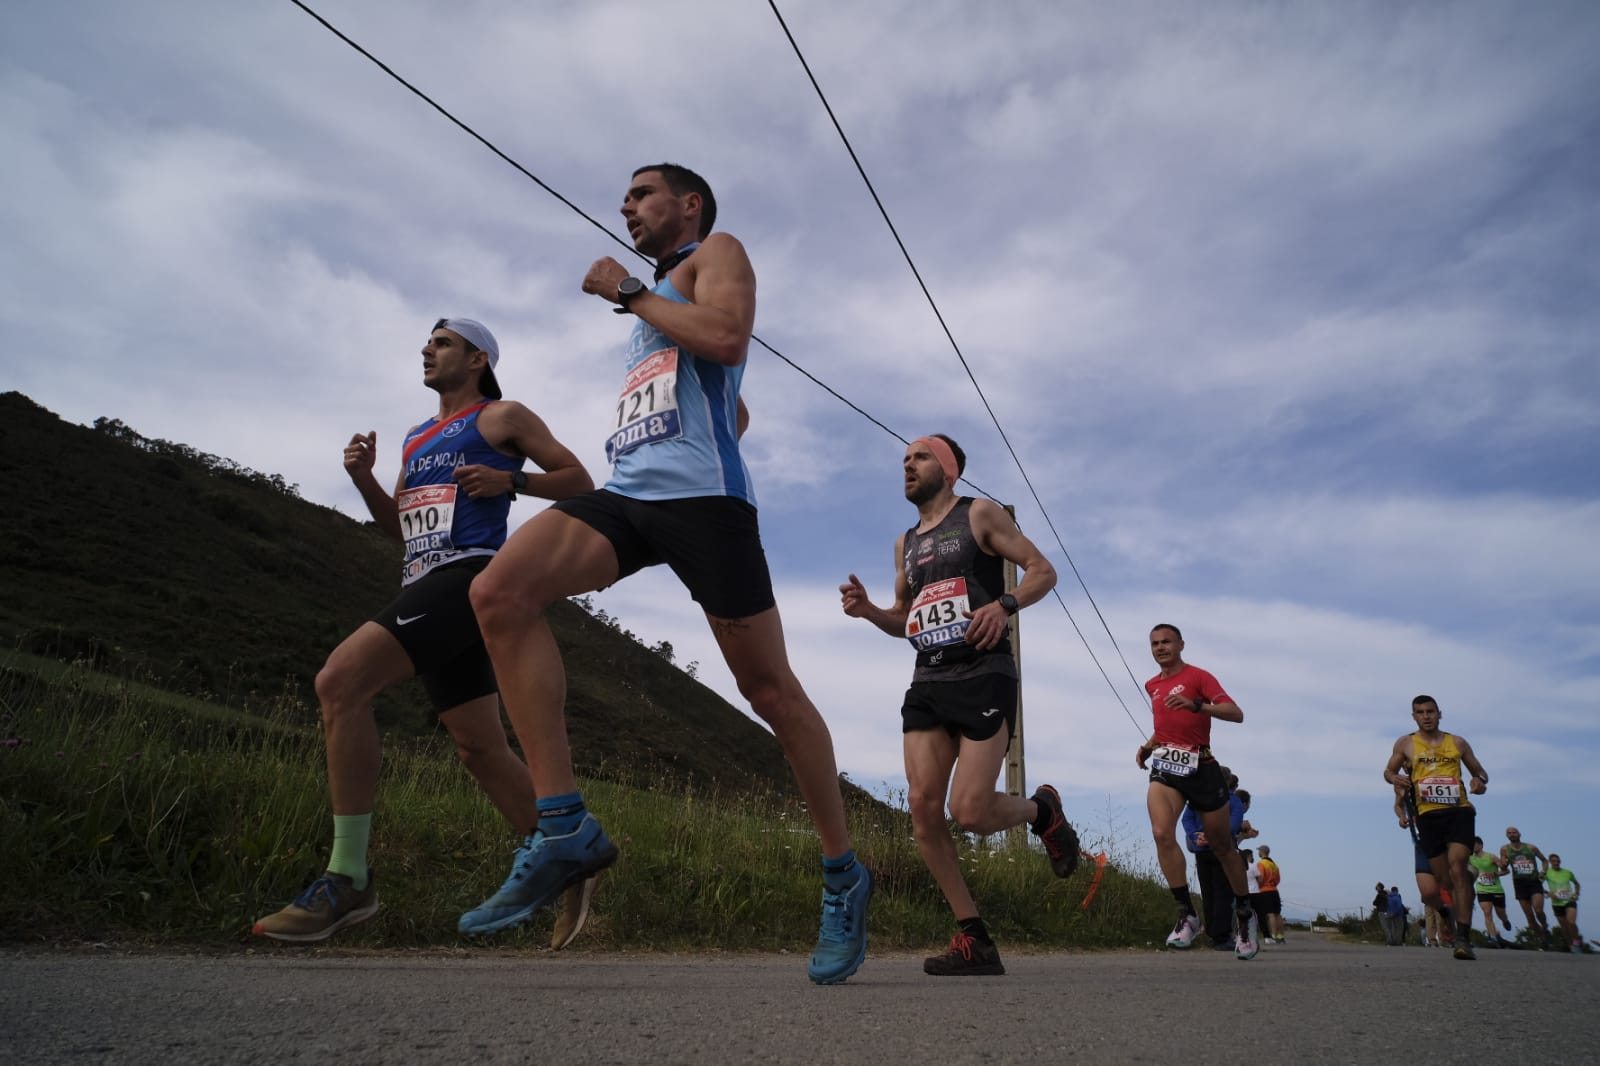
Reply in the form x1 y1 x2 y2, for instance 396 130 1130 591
372 556 496 714
1149 754 1230 813
1513 878 1544 902
551 490 775 620
1415 806 1475 860
1254 891 1282 916
1476 891 1506 904
900 673 1018 742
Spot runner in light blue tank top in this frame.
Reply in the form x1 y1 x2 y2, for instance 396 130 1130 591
473 164 871 986
604 270 754 504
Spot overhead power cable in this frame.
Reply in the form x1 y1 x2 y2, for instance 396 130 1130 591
765 0 1151 714
285 0 1145 734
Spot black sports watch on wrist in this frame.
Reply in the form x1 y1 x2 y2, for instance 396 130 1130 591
998 593 1019 615
510 470 528 495
616 276 647 308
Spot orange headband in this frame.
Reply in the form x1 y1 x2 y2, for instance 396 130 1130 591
914 435 959 489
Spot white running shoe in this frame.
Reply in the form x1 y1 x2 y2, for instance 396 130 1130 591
1166 912 1203 949
1235 907 1260 960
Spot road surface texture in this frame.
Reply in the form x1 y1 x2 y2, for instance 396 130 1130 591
3 935 1596 1064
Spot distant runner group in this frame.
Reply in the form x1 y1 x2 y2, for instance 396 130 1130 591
245 162 1564 978
1381 697 1586 957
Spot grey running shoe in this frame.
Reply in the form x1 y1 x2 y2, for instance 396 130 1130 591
1028 784 1080 878
923 932 1006 976
550 874 600 950
253 870 378 943
1454 940 1477 960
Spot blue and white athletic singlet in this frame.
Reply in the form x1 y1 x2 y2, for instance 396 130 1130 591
603 277 754 505
397 401 519 585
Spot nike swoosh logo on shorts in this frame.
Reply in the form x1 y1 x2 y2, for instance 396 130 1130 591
982 708 1001 718
396 614 426 626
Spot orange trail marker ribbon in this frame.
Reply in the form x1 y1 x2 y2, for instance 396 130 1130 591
1078 852 1110 910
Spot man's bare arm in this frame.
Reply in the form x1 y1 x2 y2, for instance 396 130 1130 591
583 233 756 365
840 535 912 638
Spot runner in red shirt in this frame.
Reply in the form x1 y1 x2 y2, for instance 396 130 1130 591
1138 624 1259 959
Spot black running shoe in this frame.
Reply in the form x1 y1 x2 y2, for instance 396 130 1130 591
1029 784 1080 878
1454 941 1477 961
924 932 1006 976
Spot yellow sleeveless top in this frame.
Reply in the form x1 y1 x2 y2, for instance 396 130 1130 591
1411 732 1472 815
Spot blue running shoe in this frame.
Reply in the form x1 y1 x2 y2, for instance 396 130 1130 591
458 817 618 936
808 864 872 985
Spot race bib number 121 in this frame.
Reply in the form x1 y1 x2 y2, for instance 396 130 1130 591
606 347 682 462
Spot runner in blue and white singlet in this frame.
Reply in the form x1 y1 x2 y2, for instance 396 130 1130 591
399 400 521 585
254 317 594 949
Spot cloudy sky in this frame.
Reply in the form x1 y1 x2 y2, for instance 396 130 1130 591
5 0 1597 926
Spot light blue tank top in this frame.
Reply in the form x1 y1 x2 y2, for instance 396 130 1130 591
603 277 754 504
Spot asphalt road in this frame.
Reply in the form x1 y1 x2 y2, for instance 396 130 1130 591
3 935 1596 1065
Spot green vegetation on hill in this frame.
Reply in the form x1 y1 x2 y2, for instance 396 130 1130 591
0 392 1178 950
0 656 1175 948
0 390 796 796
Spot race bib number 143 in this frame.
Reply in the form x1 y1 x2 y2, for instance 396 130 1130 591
906 577 971 651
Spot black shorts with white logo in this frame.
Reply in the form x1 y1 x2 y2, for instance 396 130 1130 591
1415 805 1475 860
551 490 776 620
1149 754 1230 813
372 556 496 714
901 673 1018 743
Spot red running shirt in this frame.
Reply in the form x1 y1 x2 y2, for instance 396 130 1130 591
1146 664 1232 752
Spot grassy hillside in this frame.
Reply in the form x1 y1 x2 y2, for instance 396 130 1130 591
0 391 801 797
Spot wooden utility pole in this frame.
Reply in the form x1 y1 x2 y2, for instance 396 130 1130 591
1002 504 1026 846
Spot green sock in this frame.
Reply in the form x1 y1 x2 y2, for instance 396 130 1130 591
328 813 371 889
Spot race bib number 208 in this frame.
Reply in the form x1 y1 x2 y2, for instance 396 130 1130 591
1150 744 1199 778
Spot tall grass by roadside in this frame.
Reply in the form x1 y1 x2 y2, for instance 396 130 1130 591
0 653 1174 950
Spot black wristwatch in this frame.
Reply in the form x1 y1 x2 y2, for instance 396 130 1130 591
998 593 1019 615
509 470 528 496
617 276 647 308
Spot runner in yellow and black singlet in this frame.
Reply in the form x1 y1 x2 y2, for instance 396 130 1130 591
1383 694 1491 960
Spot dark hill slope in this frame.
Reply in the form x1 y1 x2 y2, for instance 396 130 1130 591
0 391 803 796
